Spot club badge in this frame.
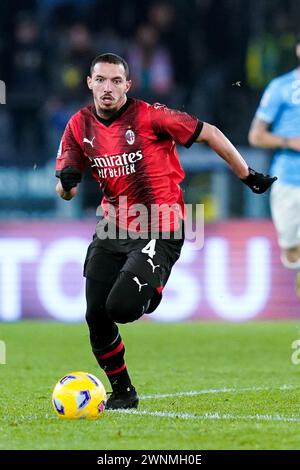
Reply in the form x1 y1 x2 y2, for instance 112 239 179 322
125 129 135 145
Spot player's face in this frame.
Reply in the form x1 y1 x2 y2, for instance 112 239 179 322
87 62 131 115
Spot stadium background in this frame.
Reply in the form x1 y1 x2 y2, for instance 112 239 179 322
0 0 299 323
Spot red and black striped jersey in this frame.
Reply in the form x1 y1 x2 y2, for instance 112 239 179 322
56 98 203 231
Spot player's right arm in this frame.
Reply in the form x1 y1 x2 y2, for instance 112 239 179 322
55 179 78 201
55 117 85 201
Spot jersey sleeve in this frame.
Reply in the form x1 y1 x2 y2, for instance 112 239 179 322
150 103 203 148
255 79 282 124
55 117 85 177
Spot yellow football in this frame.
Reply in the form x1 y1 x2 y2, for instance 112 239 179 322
52 371 106 419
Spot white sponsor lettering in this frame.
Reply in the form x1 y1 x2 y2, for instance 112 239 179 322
36 238 86 321
204 237 270 321
0 239 40 320
91 150 143 169
97 164 135 178
0 233 272 323
90 150 143 178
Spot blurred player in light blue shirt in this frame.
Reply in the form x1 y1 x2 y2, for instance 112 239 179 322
249 34 300 293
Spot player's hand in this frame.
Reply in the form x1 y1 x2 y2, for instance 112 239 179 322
60 166 82 192
241 167 277 194
56 180 77 200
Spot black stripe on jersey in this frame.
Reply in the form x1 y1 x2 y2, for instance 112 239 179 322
127 158 157 207
184 120 204 148
116 100 156 208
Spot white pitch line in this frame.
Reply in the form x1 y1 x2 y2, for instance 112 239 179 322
140 384 297 400
108 408 300 423
0 385 298 423
1 409 300 424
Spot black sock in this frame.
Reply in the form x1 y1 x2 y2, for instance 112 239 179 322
94 333 132 391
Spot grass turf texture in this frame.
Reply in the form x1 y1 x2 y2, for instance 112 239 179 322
0 320 300 450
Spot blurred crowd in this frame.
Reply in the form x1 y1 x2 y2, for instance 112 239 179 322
0 0 299 168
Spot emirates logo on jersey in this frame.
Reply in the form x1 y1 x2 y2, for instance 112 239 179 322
125 129 135 145
90 150 143 179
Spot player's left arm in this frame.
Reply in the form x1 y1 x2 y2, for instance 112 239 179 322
196 122 277 194
149 103 276 193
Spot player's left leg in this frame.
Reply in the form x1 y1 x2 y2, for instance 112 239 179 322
105 271 156 323
105 235 184 324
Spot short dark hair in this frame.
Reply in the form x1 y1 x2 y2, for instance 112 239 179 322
90 53 129 78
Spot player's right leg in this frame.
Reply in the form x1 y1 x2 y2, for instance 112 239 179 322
84 238 138 409
270 183 300 294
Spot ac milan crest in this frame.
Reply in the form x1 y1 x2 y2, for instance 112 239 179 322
125 129 135 145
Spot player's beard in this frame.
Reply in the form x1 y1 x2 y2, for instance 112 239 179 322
98 104 118 119
96 94 127 119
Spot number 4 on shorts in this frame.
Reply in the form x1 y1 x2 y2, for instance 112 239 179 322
142 239 156 259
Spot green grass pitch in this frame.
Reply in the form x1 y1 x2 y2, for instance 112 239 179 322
0 320 300 450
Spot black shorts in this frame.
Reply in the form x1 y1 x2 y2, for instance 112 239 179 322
83 221 184 312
